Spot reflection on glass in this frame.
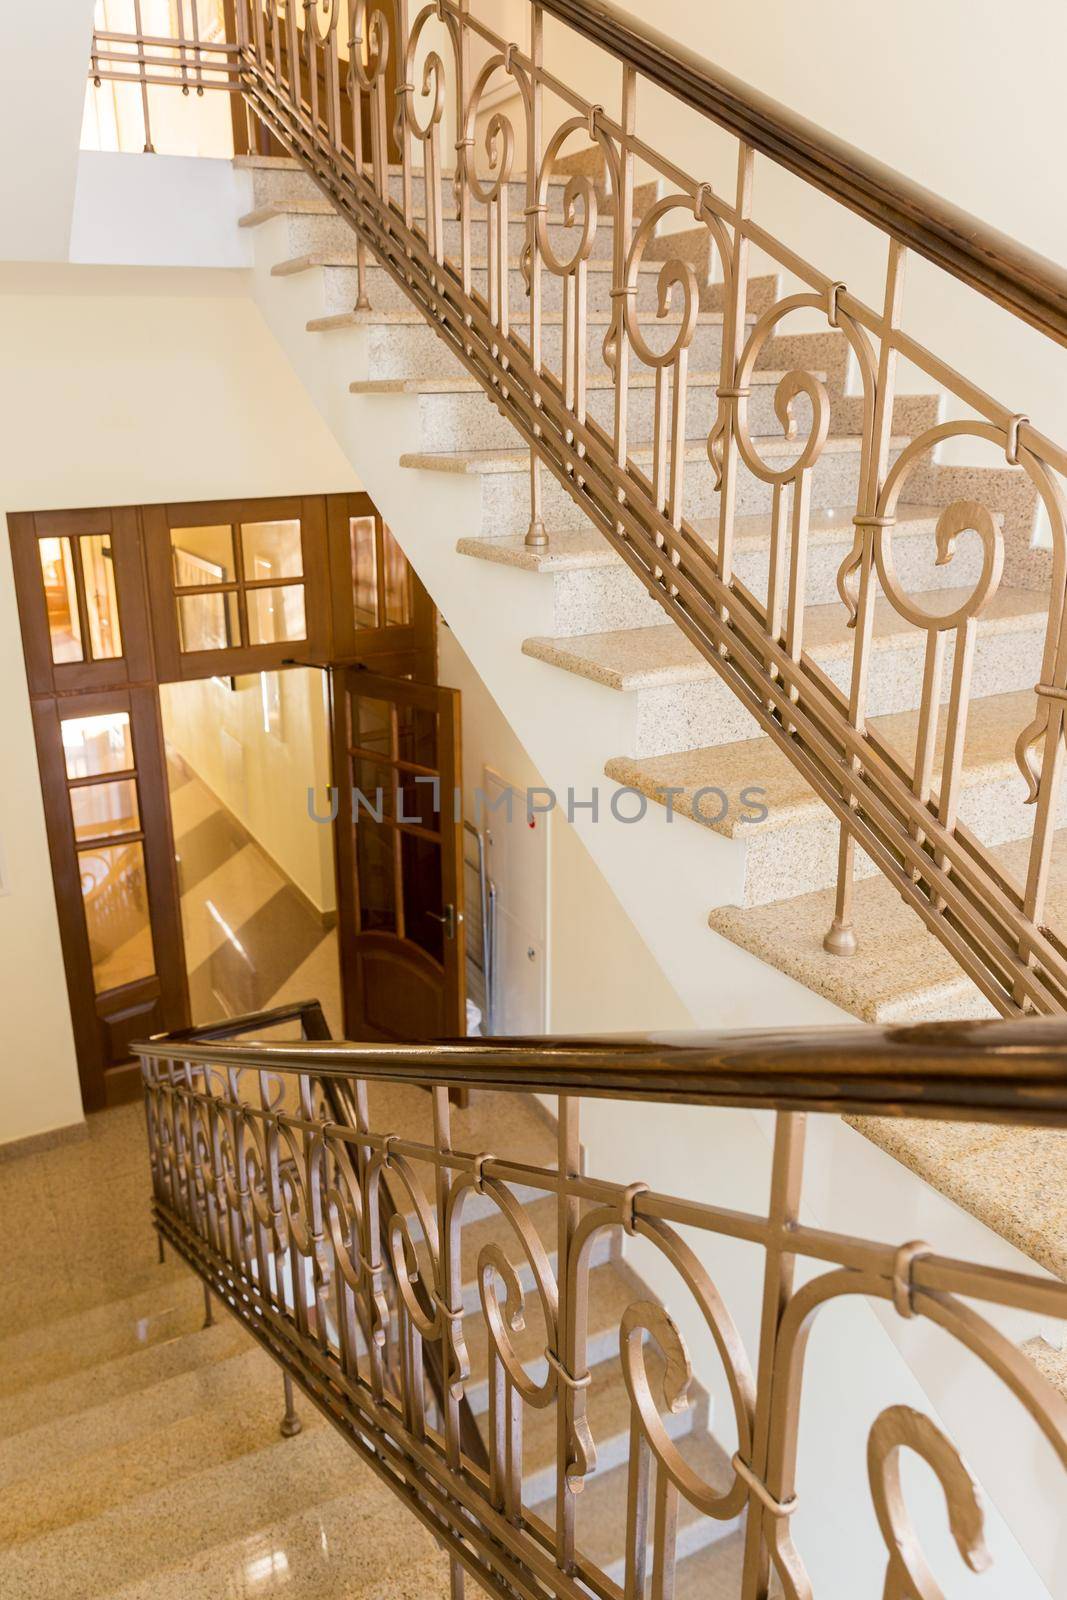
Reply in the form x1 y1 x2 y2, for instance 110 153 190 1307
39 537 83 663
62 712 134 779
397 769 438 830
356 817 396 933
171 525 236 585
248 584 306 645
351 515 378 627
355 696 392 757
396 705 437 769
242 520 303 580
383 525 411 625
80 840 155 993
401 830 443 962
353 757 395 816
80 533 123 659
177 590 239 652
71 779 140 841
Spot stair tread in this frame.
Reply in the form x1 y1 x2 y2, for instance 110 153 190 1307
353 367 795 398
846 1118 1067 1283
0 1337 300 1549
461 1263 639 1393
309 306 747 332
457 503 944 573
0 1315 248 1440
0 1271 202 1397
529 1427 735 1573
270 243 673 275
0 1426 430 1600
0 1343 270 1493
708 828 1066 1022
1021 1335 1067 1399
605 686 1040 836
99 1483 451 1599
521 585 1044 692
401 429 888 476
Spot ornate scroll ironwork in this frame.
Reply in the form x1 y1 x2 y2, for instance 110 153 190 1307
139 1014 1067 1599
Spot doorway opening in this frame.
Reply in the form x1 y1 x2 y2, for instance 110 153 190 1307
160 668 342 1036
11 491 470 1112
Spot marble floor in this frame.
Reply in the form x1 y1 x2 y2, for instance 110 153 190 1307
167 756 343 1037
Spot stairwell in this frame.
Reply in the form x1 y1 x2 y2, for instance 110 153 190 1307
231 152 1067 1310
0 1094 761 1597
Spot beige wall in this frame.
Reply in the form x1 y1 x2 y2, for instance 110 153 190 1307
438 624 693 1033
0 264 360 1145
160 668 336 916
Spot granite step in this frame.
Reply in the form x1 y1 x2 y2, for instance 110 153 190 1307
0 1314 248 1441
272 245 677 316
101 1483 456 1598
0 1424 405 1600
264 203 619 262
399 430 896 538
321 307 744 386
521 586 1046 757
0 1342 268 1492
0 1270 203 1398
708 827 1067 1024
528 1426 738 1584
456 504 981 636
238 152 575 213
605 687 1061 906
354 367 804 455
0 1335 307 1550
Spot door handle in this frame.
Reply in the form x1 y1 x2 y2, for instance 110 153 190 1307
426 904 462 938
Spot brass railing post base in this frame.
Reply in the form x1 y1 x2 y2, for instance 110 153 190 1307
823 919 858 957
202 1281 215 1328
524 515 549 549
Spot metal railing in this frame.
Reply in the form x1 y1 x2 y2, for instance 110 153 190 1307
85 0 1067 1020
89 1 241 153
139 1009 1067 1599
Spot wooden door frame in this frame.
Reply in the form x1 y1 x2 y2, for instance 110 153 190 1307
330 666 466 1043
9 491 438 1112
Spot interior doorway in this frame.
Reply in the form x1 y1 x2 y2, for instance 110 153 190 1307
160 668 343 1036
10 490 467 1112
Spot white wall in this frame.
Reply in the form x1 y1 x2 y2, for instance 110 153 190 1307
0 0 97 262
438 624 693 1033
0 261 361 1145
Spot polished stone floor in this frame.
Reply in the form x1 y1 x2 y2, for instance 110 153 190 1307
168 756 343 1035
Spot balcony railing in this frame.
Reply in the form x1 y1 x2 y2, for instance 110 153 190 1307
138 1005 1067 1599
91 0 1067 1019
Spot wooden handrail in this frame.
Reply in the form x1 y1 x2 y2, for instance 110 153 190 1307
539 0 1067 348
138 1014 1067 1124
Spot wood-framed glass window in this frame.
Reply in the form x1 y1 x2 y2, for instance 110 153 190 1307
9 508 152 695
329 492 435 677
145 496 330 678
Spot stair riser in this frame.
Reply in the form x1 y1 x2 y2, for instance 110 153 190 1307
466 444 880 539
367 317 726 382
737 765 1067 905
284 208 615 261
252 167 322 206
252 165 575 210
519 1401 694 1507
325 260 669 316
384 172 575 213
464 1322 620 1414
543 525 983 637
618 626 1044 758
398 380 786 456
603 1516 742 1590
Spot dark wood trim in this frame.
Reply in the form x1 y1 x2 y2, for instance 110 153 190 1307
540 0 1067 348
142 1014 1067 1126
10 490 439 1114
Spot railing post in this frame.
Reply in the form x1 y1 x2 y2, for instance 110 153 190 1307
554 1094 581 1573
525 5 548 548
739 1112 805 1600
280 1371 302 1437
824 239 906 958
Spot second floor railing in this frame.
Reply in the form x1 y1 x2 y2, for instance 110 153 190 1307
138 1006 1067 1599
91 2 1067 1019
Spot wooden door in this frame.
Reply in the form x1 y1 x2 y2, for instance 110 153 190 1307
331 668 466 1040
9 508 188 1109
